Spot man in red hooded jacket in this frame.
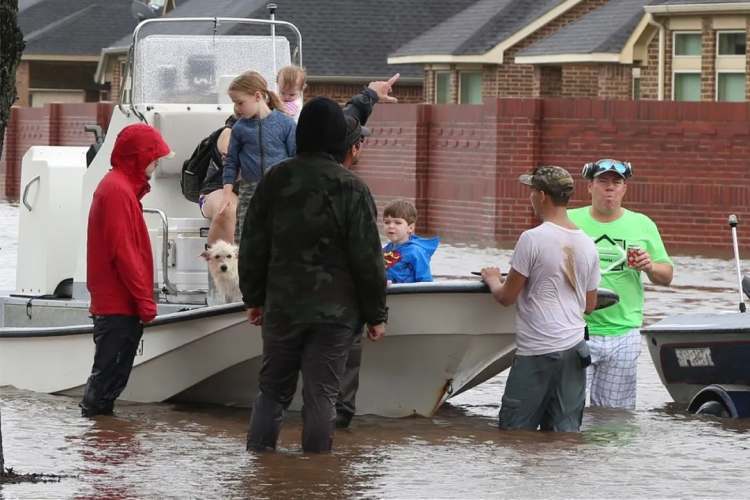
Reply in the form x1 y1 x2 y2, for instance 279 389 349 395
80 123 173 417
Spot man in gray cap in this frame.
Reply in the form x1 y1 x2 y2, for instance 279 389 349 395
335 80 397 429
481 166 600 432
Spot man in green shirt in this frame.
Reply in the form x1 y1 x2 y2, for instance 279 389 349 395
568 159 673 409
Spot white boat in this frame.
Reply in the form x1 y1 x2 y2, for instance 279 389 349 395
0 16 617 418
0 283 523 417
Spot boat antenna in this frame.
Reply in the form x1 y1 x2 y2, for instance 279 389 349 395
267 3 278 91
728 214 746 312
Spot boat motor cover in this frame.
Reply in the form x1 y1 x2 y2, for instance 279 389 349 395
87 124 172 323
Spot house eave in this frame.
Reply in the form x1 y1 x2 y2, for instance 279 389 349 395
645 3 750 14
21 54 101 62
94 46 129 83
388 54 496 65
514 53 622 64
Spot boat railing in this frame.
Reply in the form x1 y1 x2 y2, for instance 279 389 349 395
143 208 204 297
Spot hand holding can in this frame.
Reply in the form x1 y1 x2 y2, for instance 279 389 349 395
626 244 641 268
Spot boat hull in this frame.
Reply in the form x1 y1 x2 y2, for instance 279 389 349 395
642 313 750 404
0 282 516 417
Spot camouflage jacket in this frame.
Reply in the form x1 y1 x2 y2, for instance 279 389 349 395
238 152 387 327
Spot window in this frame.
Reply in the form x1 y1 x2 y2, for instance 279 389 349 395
674 32 701 56
459 72 482 104
435 72 450 104
674 73 700 101
718 32 746 56
632 67 641 100
717 72 745 101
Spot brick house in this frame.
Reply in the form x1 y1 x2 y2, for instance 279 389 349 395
15 0 139 107
388 0 750 103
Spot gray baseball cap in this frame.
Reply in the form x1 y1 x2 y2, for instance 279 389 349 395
344 115 371 149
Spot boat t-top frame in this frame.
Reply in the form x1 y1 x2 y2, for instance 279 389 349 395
119 16 303 116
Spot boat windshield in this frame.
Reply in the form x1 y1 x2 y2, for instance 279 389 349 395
130 20 297 105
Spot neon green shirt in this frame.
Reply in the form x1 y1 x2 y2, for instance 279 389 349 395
568 207 672 336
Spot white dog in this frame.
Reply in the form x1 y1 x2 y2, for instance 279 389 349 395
201 240 241 303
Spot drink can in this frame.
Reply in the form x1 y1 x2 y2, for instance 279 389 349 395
626 244 641 267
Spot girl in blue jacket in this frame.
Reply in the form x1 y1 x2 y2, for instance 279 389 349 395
220 70 296 241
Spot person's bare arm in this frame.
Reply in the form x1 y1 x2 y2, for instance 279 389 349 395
480 267 527 306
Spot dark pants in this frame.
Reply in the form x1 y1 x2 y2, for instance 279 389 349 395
498 340 587 432
336 327 363 421
246 321 354 453
80 315 143 416
234 180 258 243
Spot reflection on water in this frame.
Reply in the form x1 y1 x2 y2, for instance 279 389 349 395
3 245 750 497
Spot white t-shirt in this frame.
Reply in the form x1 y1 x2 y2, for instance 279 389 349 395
510 221 600 356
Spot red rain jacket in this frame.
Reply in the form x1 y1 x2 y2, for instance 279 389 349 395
87 124 171 323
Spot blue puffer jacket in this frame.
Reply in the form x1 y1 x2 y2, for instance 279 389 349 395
383 235 440 283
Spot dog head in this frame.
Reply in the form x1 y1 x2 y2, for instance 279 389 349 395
201 240 239 274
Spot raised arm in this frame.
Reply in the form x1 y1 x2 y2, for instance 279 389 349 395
343 73 400 126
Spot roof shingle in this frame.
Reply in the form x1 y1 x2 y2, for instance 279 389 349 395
391 0 568 57
518 0 652 57
19 0 137 57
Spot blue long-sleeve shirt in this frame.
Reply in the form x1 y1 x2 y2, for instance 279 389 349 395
223 110 296 185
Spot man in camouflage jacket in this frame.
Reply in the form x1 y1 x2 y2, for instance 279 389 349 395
239 96 387 453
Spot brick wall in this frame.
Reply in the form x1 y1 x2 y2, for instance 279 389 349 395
424 69 436 104
6 98 750 255
640 35 660 100
110 59 123 104
353 98 750 255
701 17 716 101
14 61 30 107
536 66 562 97
1 103 114 200
598 64 633 99
561 64 600 98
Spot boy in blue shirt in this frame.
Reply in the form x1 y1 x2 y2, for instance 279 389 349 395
382 199 439 283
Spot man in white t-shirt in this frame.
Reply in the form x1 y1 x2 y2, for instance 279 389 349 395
481 166 600 432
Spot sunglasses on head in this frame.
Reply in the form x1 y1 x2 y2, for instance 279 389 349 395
582 159 632 180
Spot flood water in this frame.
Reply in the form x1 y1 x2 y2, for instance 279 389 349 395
1 202 749 498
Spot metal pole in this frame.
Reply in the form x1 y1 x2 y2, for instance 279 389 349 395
267 3 278 90
728 214 746 313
